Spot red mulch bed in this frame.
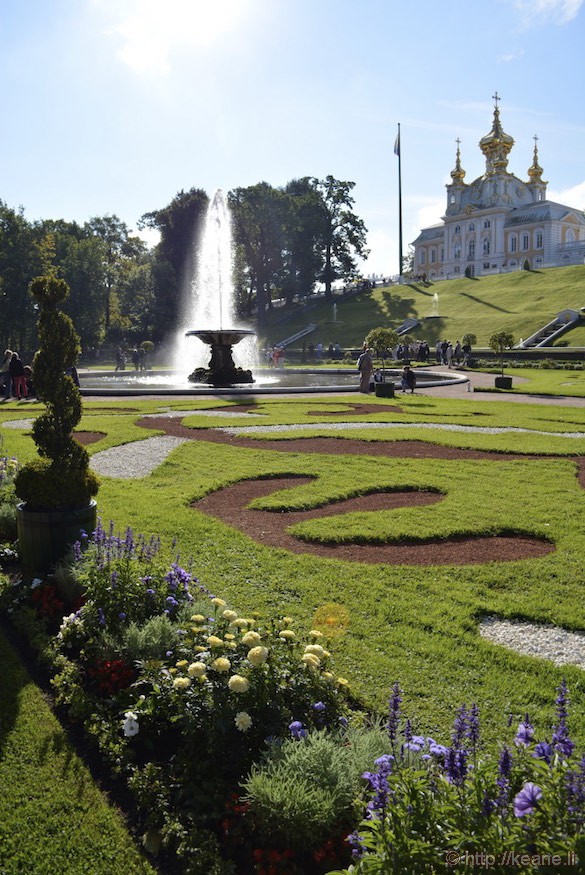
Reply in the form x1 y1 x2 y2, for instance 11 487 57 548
122 415 560 565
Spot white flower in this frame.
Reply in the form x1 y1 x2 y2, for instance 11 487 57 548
234 711 252 732
30 578 43 589
122 711 140 737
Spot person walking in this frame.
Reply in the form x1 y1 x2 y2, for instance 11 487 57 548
9 352 27 400
357 347 374 393
1 349 12 399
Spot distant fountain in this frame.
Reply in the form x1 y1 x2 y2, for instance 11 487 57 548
176 190 255 386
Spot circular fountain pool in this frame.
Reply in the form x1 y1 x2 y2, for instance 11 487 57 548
79 368 468 396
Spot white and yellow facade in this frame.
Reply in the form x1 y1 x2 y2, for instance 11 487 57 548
412 99 585 279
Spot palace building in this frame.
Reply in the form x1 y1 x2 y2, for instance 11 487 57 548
412 96 585 280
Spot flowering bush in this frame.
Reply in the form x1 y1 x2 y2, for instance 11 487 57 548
1 520 350 873
0 454 19 543
331 681 585 874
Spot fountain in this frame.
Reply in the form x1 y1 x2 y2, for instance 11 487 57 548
180 190 255 386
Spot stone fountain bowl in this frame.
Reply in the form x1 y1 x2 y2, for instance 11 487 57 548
186 328 256 346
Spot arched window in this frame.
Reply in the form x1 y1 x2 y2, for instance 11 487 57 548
483 219 491 229
454 225 461 235
454 245 461 259
566 228 576 243
510 235 517 253
430 249 436 263
522 234 529 250
468 241 475 258
468 223 475 231
483 238 490 256
535 231 543 248
420 250 426 265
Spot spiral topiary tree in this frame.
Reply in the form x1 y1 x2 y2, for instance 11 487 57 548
14 276 99 511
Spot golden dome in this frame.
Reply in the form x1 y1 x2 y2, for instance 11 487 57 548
479 95 514 173
450 138 466 181
527 134 544 181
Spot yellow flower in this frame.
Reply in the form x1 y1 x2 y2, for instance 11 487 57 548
169 667 177 674
190 614 206 623
187 661 207 678
322 671 335 682
247 646 269 667
173 677 191 690
212 598 227 607
234 711 252 732
224 633 235 641
309 629 324 639
207 635 224 648
194 645 207 653
176 659 188 668
301 653 321 669
241 631 262 646
222 609 238 621
211 657 231 673
304 643 325 658
230 618 250 629
191 626 206 634
228 674 250 693
337 677 349 687
279 630 296 641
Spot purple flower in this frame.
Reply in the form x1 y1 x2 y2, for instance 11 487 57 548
552 679 575 758
428 740 448 759
118 612 127 620
444 746 468 786
565 755 585 823
515 719 534 747
533 740 553 764
404 735 425 753
363 754 394 818
97 607 106 626
468 703 480 749
496 745 512 810
451 704 468 748
289 721 307 740
146 588 155 597
513 782 542 817
387 682 402 746
312 701 326 712
339 716 348 728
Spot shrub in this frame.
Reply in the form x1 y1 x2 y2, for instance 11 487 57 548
0 454 19 542
14 275 99 510
242 726 388 856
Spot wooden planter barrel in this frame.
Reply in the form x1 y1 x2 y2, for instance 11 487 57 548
16 500 97 574
375 382 395 398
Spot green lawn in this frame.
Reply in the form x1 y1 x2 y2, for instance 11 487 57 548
259 264 585 350
2 390 585 844
0 629 155 875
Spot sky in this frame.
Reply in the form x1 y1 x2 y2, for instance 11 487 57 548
1 0 584 278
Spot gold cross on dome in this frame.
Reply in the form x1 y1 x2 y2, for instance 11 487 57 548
492 91 500 108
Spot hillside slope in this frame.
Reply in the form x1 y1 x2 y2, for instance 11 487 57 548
260 265 585 349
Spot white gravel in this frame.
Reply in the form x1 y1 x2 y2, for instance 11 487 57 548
141 408 264 419
1 418 34 429
90 436 188 478
480 616 585 670
220 421 585 438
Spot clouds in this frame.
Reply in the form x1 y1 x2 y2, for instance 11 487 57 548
513 0 583 26
92 0 252 74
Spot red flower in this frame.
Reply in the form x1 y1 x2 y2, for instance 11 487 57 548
87 659 136 695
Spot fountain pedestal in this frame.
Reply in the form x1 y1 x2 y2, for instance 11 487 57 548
186 329 255 386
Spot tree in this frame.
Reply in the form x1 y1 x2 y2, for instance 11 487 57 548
365 326 399 377
86 215 145 336
311 176 369 300
0 202 41 351
228 183 287 326
489 331 515 376
139 189 208 337
281 178 325 305
462 333 477 348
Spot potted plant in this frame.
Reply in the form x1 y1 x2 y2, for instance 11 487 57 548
365 327 399 397
488 330 515 389
14 275 99 573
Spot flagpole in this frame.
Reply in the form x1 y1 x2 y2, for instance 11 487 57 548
395 123 403 281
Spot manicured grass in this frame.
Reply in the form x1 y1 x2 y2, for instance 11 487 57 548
2 393 585 758
259 264 585 349
0 628 155 875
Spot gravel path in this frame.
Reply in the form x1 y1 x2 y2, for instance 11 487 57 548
90 435 188 479
220 421 585 438
480 616 585 670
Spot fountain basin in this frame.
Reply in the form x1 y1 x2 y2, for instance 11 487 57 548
186 328 256 386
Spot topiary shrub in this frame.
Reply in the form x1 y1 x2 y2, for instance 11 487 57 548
14 276 99 511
